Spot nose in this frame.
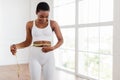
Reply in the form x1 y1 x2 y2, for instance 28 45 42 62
42 18 48 22
43 18 46 21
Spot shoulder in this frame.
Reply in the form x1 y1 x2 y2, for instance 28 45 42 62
50 20 59 30
26 21 33 30
50 20 58 26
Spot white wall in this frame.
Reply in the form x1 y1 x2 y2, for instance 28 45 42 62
0 0 30 65
0 0 53 65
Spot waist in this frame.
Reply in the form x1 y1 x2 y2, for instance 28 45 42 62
33 41 51 47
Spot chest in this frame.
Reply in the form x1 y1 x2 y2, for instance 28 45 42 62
32 26 53 37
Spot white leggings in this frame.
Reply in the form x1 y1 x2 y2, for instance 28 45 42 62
29 46 55 80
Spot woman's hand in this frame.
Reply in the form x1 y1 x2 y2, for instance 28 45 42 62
10 44 17 55
42 47 54 53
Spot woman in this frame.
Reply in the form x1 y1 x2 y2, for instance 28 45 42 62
10 2 63 80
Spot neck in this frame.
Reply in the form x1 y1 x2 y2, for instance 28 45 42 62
36 19 48 24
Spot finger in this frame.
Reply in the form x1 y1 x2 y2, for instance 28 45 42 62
11 50 16 55
42 47 46 51
12 52 15 55
42 49 46 52
41 48 45 52
43 49 49 53
42 49 48 53
12 51 16 55
12 53 16 55
11 49 15 51
11 49 16 52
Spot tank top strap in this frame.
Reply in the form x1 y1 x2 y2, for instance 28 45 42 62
33 20 35 27
48 18 51 26
48 19 53 32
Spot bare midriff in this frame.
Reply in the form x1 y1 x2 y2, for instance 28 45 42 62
33 41 51 47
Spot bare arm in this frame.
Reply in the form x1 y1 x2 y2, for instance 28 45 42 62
15 21 33 49
51 20 63 50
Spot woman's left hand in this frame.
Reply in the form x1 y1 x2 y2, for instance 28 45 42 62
41 47 54 53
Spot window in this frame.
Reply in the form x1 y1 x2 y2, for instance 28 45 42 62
78 0 113 24
53 0 75 26
53 0 113 80
78 26 113 80
54 28 75 71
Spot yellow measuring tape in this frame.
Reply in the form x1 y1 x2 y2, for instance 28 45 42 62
16 55 20 78
15 54 23 80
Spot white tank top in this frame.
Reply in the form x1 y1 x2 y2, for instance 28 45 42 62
31 20 53 44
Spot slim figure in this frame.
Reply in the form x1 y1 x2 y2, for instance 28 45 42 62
10 2 63 80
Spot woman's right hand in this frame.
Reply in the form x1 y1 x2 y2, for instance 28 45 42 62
10 44 17 55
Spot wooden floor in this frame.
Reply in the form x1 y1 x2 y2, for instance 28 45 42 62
0 64 84 80
0 64 30 80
